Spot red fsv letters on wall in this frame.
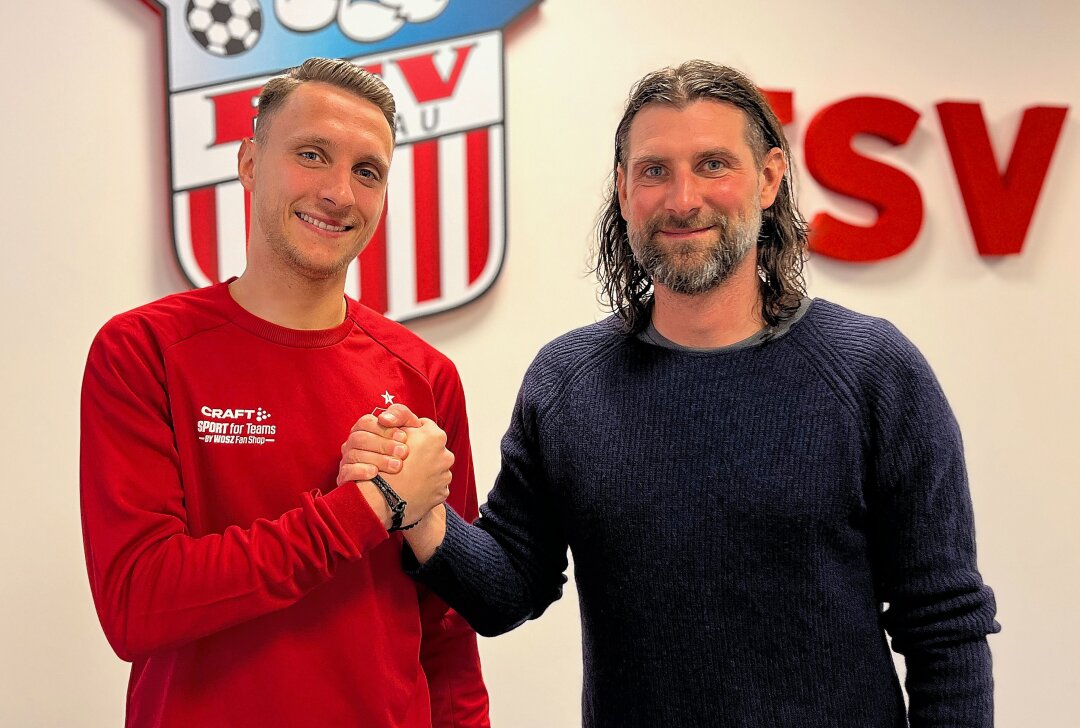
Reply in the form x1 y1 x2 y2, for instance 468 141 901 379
763 90 1068 261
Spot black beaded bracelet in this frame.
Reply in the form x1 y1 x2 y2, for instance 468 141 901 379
371 475 409 531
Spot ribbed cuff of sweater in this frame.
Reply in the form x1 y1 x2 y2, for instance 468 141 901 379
321 482 392 556
401 504 467 576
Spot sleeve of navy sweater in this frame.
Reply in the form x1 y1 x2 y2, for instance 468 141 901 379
859 320 1000 727
406 367 570 638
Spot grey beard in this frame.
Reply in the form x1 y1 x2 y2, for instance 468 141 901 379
629 207 762 296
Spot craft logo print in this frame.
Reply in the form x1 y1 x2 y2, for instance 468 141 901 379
138 0 541 322
197 404 277 444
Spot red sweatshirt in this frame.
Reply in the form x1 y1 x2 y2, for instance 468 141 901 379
80 282 489 728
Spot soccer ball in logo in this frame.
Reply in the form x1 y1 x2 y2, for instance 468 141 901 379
186 0 263 57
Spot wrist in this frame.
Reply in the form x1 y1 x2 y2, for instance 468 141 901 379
356 481 393 530
403 504 447 564
369 475 418 532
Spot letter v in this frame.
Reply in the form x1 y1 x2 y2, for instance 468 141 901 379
395 45 476 104
937 102 1067 256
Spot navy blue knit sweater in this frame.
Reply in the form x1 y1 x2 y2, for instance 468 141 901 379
411 300 998 727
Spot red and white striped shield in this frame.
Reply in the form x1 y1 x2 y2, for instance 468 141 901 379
169 31 506 321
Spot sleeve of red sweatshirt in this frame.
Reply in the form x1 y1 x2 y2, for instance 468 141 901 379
418 359 490 728
79 317 391 662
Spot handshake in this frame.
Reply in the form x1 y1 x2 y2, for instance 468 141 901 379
337 404 451 559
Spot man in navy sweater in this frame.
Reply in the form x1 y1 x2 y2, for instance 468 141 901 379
339 61 999 727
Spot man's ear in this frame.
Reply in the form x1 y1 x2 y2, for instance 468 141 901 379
238 138 256 192
758 147 787 210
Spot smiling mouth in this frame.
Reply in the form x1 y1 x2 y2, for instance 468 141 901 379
658 226 713 237
297 212 352 233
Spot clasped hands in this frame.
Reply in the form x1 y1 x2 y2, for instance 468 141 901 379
338 405 450 553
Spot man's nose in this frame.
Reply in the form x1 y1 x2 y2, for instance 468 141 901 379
319 166 355 210
666 170 703 218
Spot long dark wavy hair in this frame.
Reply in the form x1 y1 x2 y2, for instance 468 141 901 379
593 60 809 333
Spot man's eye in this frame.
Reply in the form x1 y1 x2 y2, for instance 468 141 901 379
704 159 725 172
643 166 663 177
299 151 321 162
356 168 380 181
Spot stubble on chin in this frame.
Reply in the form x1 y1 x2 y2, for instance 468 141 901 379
265 224 374 282
628 208 761 296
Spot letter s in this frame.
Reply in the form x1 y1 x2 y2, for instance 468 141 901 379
804 96 923 262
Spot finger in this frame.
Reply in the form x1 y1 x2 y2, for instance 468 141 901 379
340 449 404 474
342 430 409 459
417 418 448 446
336 449 408 483
378 403 422 428
351 413 408 443
350 413 379 433
336 462 379 486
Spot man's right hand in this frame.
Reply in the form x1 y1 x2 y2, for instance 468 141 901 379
339 409 452 528
337 403 425 483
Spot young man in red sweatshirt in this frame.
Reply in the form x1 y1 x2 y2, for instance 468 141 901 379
80 58 489 728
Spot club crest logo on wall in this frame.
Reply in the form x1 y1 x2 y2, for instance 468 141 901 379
141 0 540 321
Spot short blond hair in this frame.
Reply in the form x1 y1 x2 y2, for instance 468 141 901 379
255 57 397 143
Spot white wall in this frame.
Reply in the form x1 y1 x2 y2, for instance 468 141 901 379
1 0 1076 725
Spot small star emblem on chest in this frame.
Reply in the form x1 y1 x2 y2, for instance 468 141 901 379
381 391 396 406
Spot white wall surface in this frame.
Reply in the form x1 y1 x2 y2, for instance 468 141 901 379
1 0 1077 725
